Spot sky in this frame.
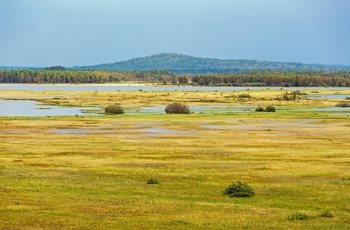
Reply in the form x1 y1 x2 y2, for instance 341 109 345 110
1 0 350 67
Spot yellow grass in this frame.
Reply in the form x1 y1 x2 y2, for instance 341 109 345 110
0 88 349 229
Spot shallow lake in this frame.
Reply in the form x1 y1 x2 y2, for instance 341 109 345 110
0 99 256 117
1 98 350 117
308 94 350 100
306 107 350 112
0 84 348 92
0 100 99 117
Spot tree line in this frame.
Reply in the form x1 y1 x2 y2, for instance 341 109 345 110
191 70 350 87
0 69 174 84
0 69 349 87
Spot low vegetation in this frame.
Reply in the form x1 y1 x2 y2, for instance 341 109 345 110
335 101 350 107
255 105 275 112
165 102 190 114
319 210 334 218
223 181 255 198
238 93 252 99
255 106 265 112
147 178 159 184
288 212 309 221
105 105 124 114
266 105 276 112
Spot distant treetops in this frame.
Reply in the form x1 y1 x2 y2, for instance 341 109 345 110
0 68 349 87
45 66 67 71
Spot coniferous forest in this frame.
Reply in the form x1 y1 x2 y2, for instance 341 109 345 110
0 68 350 87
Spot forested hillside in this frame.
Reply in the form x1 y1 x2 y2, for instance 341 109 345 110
74 53 350 74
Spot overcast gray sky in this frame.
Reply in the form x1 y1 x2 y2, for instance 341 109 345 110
1 0 349 67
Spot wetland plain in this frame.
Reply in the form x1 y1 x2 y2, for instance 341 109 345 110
0 86 349 229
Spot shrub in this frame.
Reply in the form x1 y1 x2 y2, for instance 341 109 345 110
255 106 265 112
319 210 334 218
292 90 307 95
223 181 255 198
238 94 251 99
266 105 276 112
287 212 309 221
105 105 124 115
165 103 190 114
335 101 350 107
283 93 292 100
283 90 307 100
147 178 159 184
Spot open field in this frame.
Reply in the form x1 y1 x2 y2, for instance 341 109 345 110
0 88 350 229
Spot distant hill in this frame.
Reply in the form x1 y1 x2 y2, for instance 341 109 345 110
73 53 350 74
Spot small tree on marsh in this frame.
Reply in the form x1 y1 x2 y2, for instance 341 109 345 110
223 181 255 198
165 103 190 114
266 105 276 112
105 105 124 115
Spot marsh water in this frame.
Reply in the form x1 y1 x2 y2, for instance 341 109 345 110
307 94 350 100
0 84 349 116
0 100 255 117
1 98 349 117
0 100 98 117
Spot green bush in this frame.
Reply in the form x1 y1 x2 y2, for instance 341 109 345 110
238 94 252 99
255 106 265 112
165 103 190 114
319 210 334 218
147 178 159 184
266 105 276 112
335 101 350 107
223 181 255 198
287 212 309 220
105 105 124 115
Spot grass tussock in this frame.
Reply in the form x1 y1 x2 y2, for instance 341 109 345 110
288 212 309 221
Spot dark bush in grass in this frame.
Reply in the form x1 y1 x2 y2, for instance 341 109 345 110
287 212 309 220
266 105 276 112
223 181 255 198
105 105 124 115
165 103 190 114
255 106 265 112
335 101 350 107
147 178 159 184
238 94 252 99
